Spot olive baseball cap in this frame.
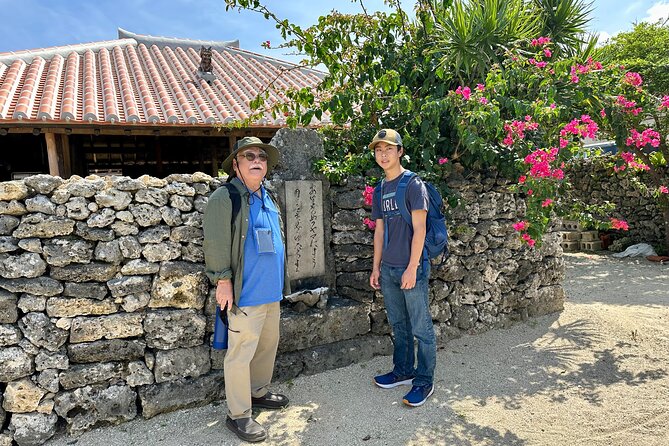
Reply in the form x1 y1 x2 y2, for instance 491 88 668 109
221 136 280 174
368 129 403 150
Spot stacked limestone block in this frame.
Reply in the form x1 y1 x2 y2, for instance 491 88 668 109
331 169 566 343
0 173 224 444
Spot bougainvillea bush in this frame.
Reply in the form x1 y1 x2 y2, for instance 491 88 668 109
444 37 669 251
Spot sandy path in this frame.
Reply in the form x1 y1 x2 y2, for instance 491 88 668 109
46 253 669 446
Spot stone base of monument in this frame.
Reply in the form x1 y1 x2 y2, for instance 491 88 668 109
274 335 392 382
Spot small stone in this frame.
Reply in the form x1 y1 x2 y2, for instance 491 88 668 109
3 378 47 413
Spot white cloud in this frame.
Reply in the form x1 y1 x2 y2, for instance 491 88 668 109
643 2 669 23
624 0 644 15
597 31 613 44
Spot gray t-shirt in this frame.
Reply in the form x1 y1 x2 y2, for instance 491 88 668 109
371 173 429 267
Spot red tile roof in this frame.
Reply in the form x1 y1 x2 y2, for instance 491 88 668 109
0 29 326 127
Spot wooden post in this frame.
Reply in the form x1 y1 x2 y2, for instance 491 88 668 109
44 133 61 177
60 134 72 178
212 141 219 177
227 136 236 174
155 137 163 177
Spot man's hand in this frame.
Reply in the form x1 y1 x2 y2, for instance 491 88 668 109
216 279 234 310
400 267 417 289
369 268 381 290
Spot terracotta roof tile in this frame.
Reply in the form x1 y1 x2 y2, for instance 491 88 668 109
0 29 326 127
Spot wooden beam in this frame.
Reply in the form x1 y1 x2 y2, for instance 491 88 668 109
44 133 61 177
2 125 281 139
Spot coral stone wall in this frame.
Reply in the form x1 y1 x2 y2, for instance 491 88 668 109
568 158 667 250
0 164 567 445
332 171 566 341
0 173 223 445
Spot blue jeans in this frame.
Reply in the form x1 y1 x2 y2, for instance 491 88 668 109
381 262 436 387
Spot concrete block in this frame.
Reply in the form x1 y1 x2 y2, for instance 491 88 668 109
580 240 602 251
580 230 599 242
560 231 581 241
559 220 580 231
560 241 580 252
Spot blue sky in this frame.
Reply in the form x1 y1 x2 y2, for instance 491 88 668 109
1 0 668 60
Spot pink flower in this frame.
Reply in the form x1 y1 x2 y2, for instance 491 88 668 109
536 61 547 69
363 217 376 230
521 233 536 247
659 186 668 194
476 84 485 91
531 36 551 47
559 138 569 148
550 103 557 109
513 221 529 231
541 198 554 207
455 86 472 100
362 185 374 206
480 97 489 105
625 128 661 149
523 148 563 180
620 152 635 163
571 75 580 83
438 157 448 165
600 108 606 118
543 48 552 58
527 189 533 195
659 96 669 110
502 118 539 146
518 175 527 184
610 218 629 231
560 116 598 139
623 72 643 86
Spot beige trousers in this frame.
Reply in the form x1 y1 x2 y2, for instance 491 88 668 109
224 301 280 419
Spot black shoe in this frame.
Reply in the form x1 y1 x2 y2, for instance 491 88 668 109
226 416 267 443
251 392 289 409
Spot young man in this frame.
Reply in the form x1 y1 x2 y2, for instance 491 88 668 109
204 137 290 443
368 129 437 407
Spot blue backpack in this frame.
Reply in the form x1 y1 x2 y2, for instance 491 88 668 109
374 171 449 263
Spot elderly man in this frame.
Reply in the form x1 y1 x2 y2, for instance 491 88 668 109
204 136 290 443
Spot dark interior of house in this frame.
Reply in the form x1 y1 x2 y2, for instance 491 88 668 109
0 133 229 180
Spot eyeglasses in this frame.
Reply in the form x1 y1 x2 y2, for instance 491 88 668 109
237 151 268 162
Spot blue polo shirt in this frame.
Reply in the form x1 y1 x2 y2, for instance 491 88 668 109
238 188 285 307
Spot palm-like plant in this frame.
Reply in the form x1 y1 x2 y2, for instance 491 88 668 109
431 0 539 84
431 0 595 85
533 0 594 57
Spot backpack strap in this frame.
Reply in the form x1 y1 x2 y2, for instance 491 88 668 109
395 170 430 269
221 183 241 225
395 170 416 227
